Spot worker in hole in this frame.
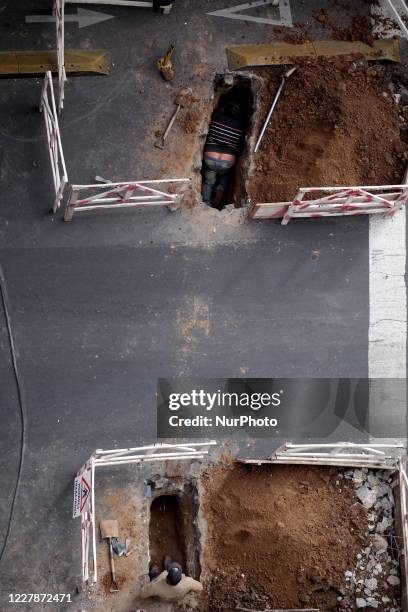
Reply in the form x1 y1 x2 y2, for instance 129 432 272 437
140 555 203 601
202 101 246 209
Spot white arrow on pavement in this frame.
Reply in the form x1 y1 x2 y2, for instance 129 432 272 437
208 0 292 27
25 8 114 29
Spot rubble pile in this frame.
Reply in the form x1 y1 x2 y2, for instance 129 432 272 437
336 468 401 611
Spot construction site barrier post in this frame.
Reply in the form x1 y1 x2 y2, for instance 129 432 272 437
64 179 190 221
54 0 66 113
39 71 68 213
250 184 408 223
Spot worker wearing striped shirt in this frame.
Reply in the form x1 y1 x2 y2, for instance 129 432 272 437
202 102 245 208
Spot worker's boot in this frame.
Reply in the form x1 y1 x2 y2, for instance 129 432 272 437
164 555 173 571
212 185 225 210
149 563 161 581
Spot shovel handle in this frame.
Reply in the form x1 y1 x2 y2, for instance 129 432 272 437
108 538 119 592
254 76 286 153
162 104 181 142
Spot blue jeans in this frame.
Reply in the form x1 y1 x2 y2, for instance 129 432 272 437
202 156 235 204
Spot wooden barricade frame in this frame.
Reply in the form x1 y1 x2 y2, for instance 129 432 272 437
64 178 190 220
250 184 408 224
39 71 69 212
53 0 67 114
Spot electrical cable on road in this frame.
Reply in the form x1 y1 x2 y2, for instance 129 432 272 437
0 265 26 566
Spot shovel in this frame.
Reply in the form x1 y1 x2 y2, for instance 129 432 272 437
254 66 297 153
155 87 193 149
100 520 120 592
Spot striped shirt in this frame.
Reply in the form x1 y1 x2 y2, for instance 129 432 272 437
205 112 244 155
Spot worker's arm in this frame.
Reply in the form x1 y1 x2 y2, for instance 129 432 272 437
184 577 203 593
139 581 155 599
139 571 166 599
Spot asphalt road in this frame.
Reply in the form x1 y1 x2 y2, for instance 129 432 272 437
0 0 406 607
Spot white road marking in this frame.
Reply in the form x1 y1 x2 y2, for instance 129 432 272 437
369 210 406 377
369 1 407 381
26 8 114 29
208 0 292 27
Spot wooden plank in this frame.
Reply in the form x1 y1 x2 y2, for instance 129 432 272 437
0 50 110 77
227 39 400 69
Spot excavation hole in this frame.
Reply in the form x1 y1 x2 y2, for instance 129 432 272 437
202 76 254 210
149 495 187 571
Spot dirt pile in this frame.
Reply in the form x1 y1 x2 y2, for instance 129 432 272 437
312 10 376 45
202 463 369 611
248 58 407 204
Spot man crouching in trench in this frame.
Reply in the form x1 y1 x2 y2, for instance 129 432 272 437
140 554 203 602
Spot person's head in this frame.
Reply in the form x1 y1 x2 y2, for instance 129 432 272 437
224 101 241 119
167 564 182 586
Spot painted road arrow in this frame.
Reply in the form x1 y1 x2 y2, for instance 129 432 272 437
26 8 114 29
208 0 292 27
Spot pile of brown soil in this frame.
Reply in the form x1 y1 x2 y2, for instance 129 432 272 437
248 58 407 204
202 463 368 611
313 11 376 45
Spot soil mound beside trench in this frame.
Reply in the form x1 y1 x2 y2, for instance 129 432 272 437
202 463 368 611
248 58 407 204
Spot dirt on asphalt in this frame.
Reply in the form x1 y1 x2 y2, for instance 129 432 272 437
201 463 369 611
248 58 408 204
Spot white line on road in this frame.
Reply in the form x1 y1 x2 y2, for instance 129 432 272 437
369 0 407 381
369 210 407 377
26 8 114 29
208 0 293 27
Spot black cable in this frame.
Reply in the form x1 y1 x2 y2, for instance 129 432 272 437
0 265 26 566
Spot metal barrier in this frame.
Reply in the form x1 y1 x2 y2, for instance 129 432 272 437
73 442 216 583
54 0 66 113
250 184 408 224
64 178 190 220
39 71 68 212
